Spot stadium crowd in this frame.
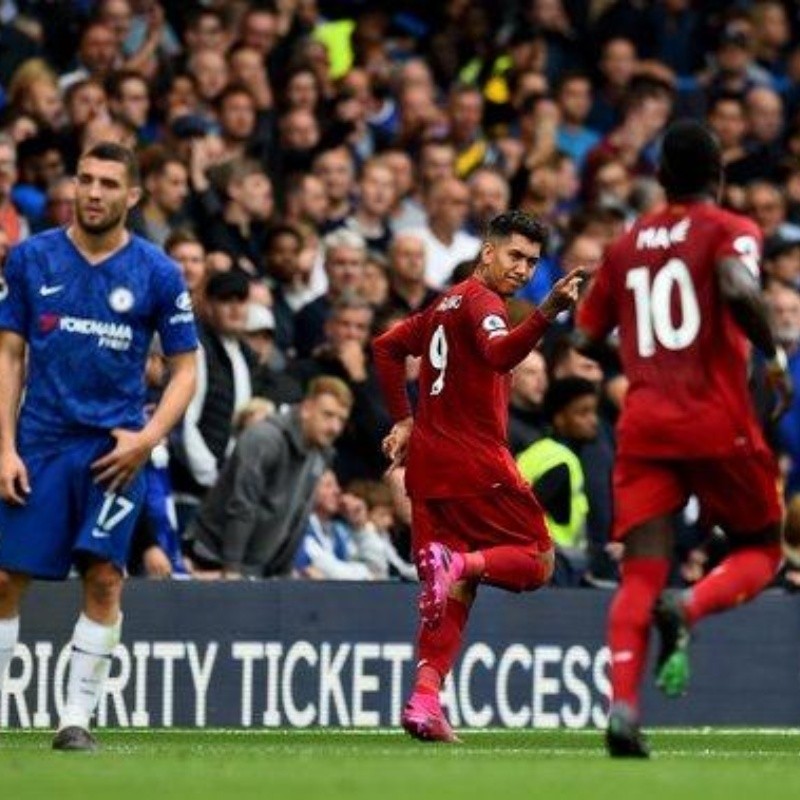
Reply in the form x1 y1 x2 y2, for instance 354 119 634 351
1 0 800 587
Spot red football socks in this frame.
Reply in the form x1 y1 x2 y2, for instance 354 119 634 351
608 557 670 711
415 596 470 687
481 545 550 591
683 544 782 625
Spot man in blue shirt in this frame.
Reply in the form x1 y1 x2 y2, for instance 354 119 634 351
0 142 197 750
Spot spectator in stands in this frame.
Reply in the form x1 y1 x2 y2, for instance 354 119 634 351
289 295 391 482
201 158 275 277
763 236 800 287
186 377 353 579
14 132 66 223
752 0 792 78
587 37 639 134
344 157 395 253
467 166 510 238
0 134 28 244
284 172 328 235
216 85 263 164
6 59 63 130
447 83 501 179
517 377 601 586
130 148 189 246
508 349 549 456
294 470 377 580
384 232 439 317
555 70 601 173
60 21 121 90
745 181 800 241
106 69 152 142
583 78 673 201
165 229 207 306
34 176 76 232
411 177 480 288
382 148 426 232
313 145 357 231
346 478 417 580
362 252 390 308
170 270 255 527
701 21 774 99
416 139 457 202
188 48 229 113
293 228 366 357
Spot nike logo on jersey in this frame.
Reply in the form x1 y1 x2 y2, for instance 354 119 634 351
40 285 64 296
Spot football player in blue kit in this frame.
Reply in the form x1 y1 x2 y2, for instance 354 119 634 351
0 142 198 750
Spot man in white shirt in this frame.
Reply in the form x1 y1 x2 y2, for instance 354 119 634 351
409 177 480 288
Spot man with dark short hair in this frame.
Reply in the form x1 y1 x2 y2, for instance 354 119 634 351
374 210 584 743
576 120 793 757
0 142 197 750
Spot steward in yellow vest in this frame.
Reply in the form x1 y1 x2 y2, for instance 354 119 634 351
516 377 599 549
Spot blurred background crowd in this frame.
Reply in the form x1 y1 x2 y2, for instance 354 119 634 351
2 0 800 588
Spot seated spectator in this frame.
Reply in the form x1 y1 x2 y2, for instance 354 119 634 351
508 349 549 455
346 478 417 581
246 302 304 407
165 229 207 307
0 134 29 244
361 251 390 308
313 145 357 231
289 294 392 482
343 157 395 253
130 147 190 246
466 166 510 238
409 177 480 288
200 157 275 277
293 228 367 357
170 270 255 527
128 338 188 580
294 470 377 580
383 232 439 316
186 377 353 579
33 175 75 233
517 377 599 586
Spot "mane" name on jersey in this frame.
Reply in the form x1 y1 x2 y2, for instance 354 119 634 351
636 218 691 250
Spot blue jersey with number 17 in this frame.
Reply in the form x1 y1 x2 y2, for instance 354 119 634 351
0 228 198 452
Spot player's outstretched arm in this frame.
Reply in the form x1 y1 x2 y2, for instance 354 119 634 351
92 350 197 491
0 330 29 504
480 269 587 373
718 257 793 418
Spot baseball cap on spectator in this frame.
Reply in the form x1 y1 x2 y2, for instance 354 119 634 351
764 234 800 261
718 26 749 50
171 114 216 139
205 270 250 301
245 303 276 333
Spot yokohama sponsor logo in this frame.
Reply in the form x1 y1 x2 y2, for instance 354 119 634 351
59 316 133 350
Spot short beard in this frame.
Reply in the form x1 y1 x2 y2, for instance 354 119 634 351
76 208 125 235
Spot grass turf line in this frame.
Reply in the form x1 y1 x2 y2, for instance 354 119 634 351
1 729 798 800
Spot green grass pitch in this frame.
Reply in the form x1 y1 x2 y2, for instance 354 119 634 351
2 729 799 800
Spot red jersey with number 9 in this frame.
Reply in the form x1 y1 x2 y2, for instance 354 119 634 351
376 277 529 499
577 200 769 459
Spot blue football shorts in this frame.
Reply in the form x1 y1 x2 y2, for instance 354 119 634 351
0 436 145 579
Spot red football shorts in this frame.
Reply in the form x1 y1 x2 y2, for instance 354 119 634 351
411 484 552 554
613 450 783 539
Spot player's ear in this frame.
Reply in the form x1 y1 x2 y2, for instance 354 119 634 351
480 241 494 266
126 185 143 210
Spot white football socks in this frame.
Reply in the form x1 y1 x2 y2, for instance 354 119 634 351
59 613 122 731
0 616 20 691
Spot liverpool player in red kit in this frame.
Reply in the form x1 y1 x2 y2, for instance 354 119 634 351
575 120 793 758
373 211 585 742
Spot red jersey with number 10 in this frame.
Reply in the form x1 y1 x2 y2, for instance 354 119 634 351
374 277 546 499
577 200 769 459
